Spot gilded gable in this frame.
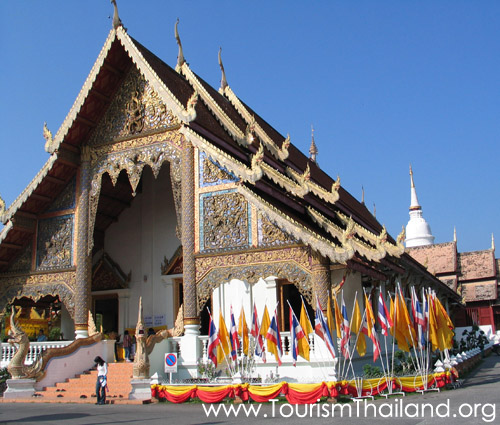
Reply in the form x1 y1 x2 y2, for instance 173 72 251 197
88 67 179 145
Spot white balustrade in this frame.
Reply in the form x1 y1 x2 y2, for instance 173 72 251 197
1 341 72 368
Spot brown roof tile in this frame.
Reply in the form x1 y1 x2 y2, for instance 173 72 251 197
462 280 498 302
458 250 496 281
406 242 457 275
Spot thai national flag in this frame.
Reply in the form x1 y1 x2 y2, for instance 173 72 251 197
230 306 240 361
378 291 392 336
412 288 426 349
207 317 219 367
266 312 282 365
289 307 299 366
340 294 351 357
251 303 266 362
314 296 336 359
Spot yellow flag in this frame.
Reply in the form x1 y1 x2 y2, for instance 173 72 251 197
298 301 312 361
352 298 366 356
434 295 454 351
259 305 271 352
428 294 439 351
393 293 410 352
333 295 343 339
217 311 231 364
398 290 417 346
238 306 249 356
327 296 336 339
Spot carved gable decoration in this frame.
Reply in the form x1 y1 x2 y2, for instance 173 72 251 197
200 191 250 251
199 152 238 187
46 176 76 213
258 214 297 247
89 68 179 145
36 215 73 270
92 253 129 291
161 246 183 275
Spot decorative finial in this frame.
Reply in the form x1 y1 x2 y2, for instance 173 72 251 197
0 194 5 218
409 163 415 188
175 18 185 72
492 233 495 250
453 226 457 242
110 0 122 30
309 125 318 163
361 186 365 205
218 47 228 92
43 122 55 153
373 203 376 217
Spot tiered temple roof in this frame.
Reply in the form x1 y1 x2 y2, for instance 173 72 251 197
0 23 461 301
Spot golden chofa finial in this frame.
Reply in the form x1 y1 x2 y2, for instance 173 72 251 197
309 125 318 164
361 186 365 205
492 233 495 250
175 18 185 72
453 226 457 242
218 47 228 93
0 194 5 218
110 0 123 30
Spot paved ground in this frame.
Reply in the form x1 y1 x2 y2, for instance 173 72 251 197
0 354 499 425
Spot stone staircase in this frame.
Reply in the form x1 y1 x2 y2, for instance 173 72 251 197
2 362 149 404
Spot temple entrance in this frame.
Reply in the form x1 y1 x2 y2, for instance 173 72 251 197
93 295 119 335
277 280 314 332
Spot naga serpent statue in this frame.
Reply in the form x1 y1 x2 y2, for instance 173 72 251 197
7 307 102 382
6 308 30 379
133 297 184 379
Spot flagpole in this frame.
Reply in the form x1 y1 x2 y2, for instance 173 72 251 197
207 307 236 378
300 295 330 379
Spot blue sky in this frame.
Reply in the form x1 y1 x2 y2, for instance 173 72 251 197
1 1 499 253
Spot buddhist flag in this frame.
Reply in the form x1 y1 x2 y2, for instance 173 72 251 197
433 293 454 351
398 287 417 347
333 295 342 339
207 316 219 367
364 293 381 362
260 305 271 340
327 295 336 340
266 310 282 365
298 300 312 361
352 297 366 357
428 292 439 351
217 311 231 364
392 292 410 352
238 306 249 356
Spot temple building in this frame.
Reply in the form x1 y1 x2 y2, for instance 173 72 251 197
405 169 499 332
0 11 460 376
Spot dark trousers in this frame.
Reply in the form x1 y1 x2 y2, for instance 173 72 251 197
96 376 106 404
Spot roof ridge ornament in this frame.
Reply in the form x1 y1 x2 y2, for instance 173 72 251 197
43 122 55 153
181 90 198 122
175 18 185 72
492 233 495 250
218 47 228 93
0 194 5 219
110 0 123 30
309 125 318 164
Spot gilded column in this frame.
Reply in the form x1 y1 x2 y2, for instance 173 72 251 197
312 251 330 311
74 146 92 339
181 140 199 329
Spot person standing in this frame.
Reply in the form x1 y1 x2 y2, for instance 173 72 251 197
94 356 107 405
123 330 132 362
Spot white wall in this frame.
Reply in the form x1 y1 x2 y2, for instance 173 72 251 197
104 165 179 332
